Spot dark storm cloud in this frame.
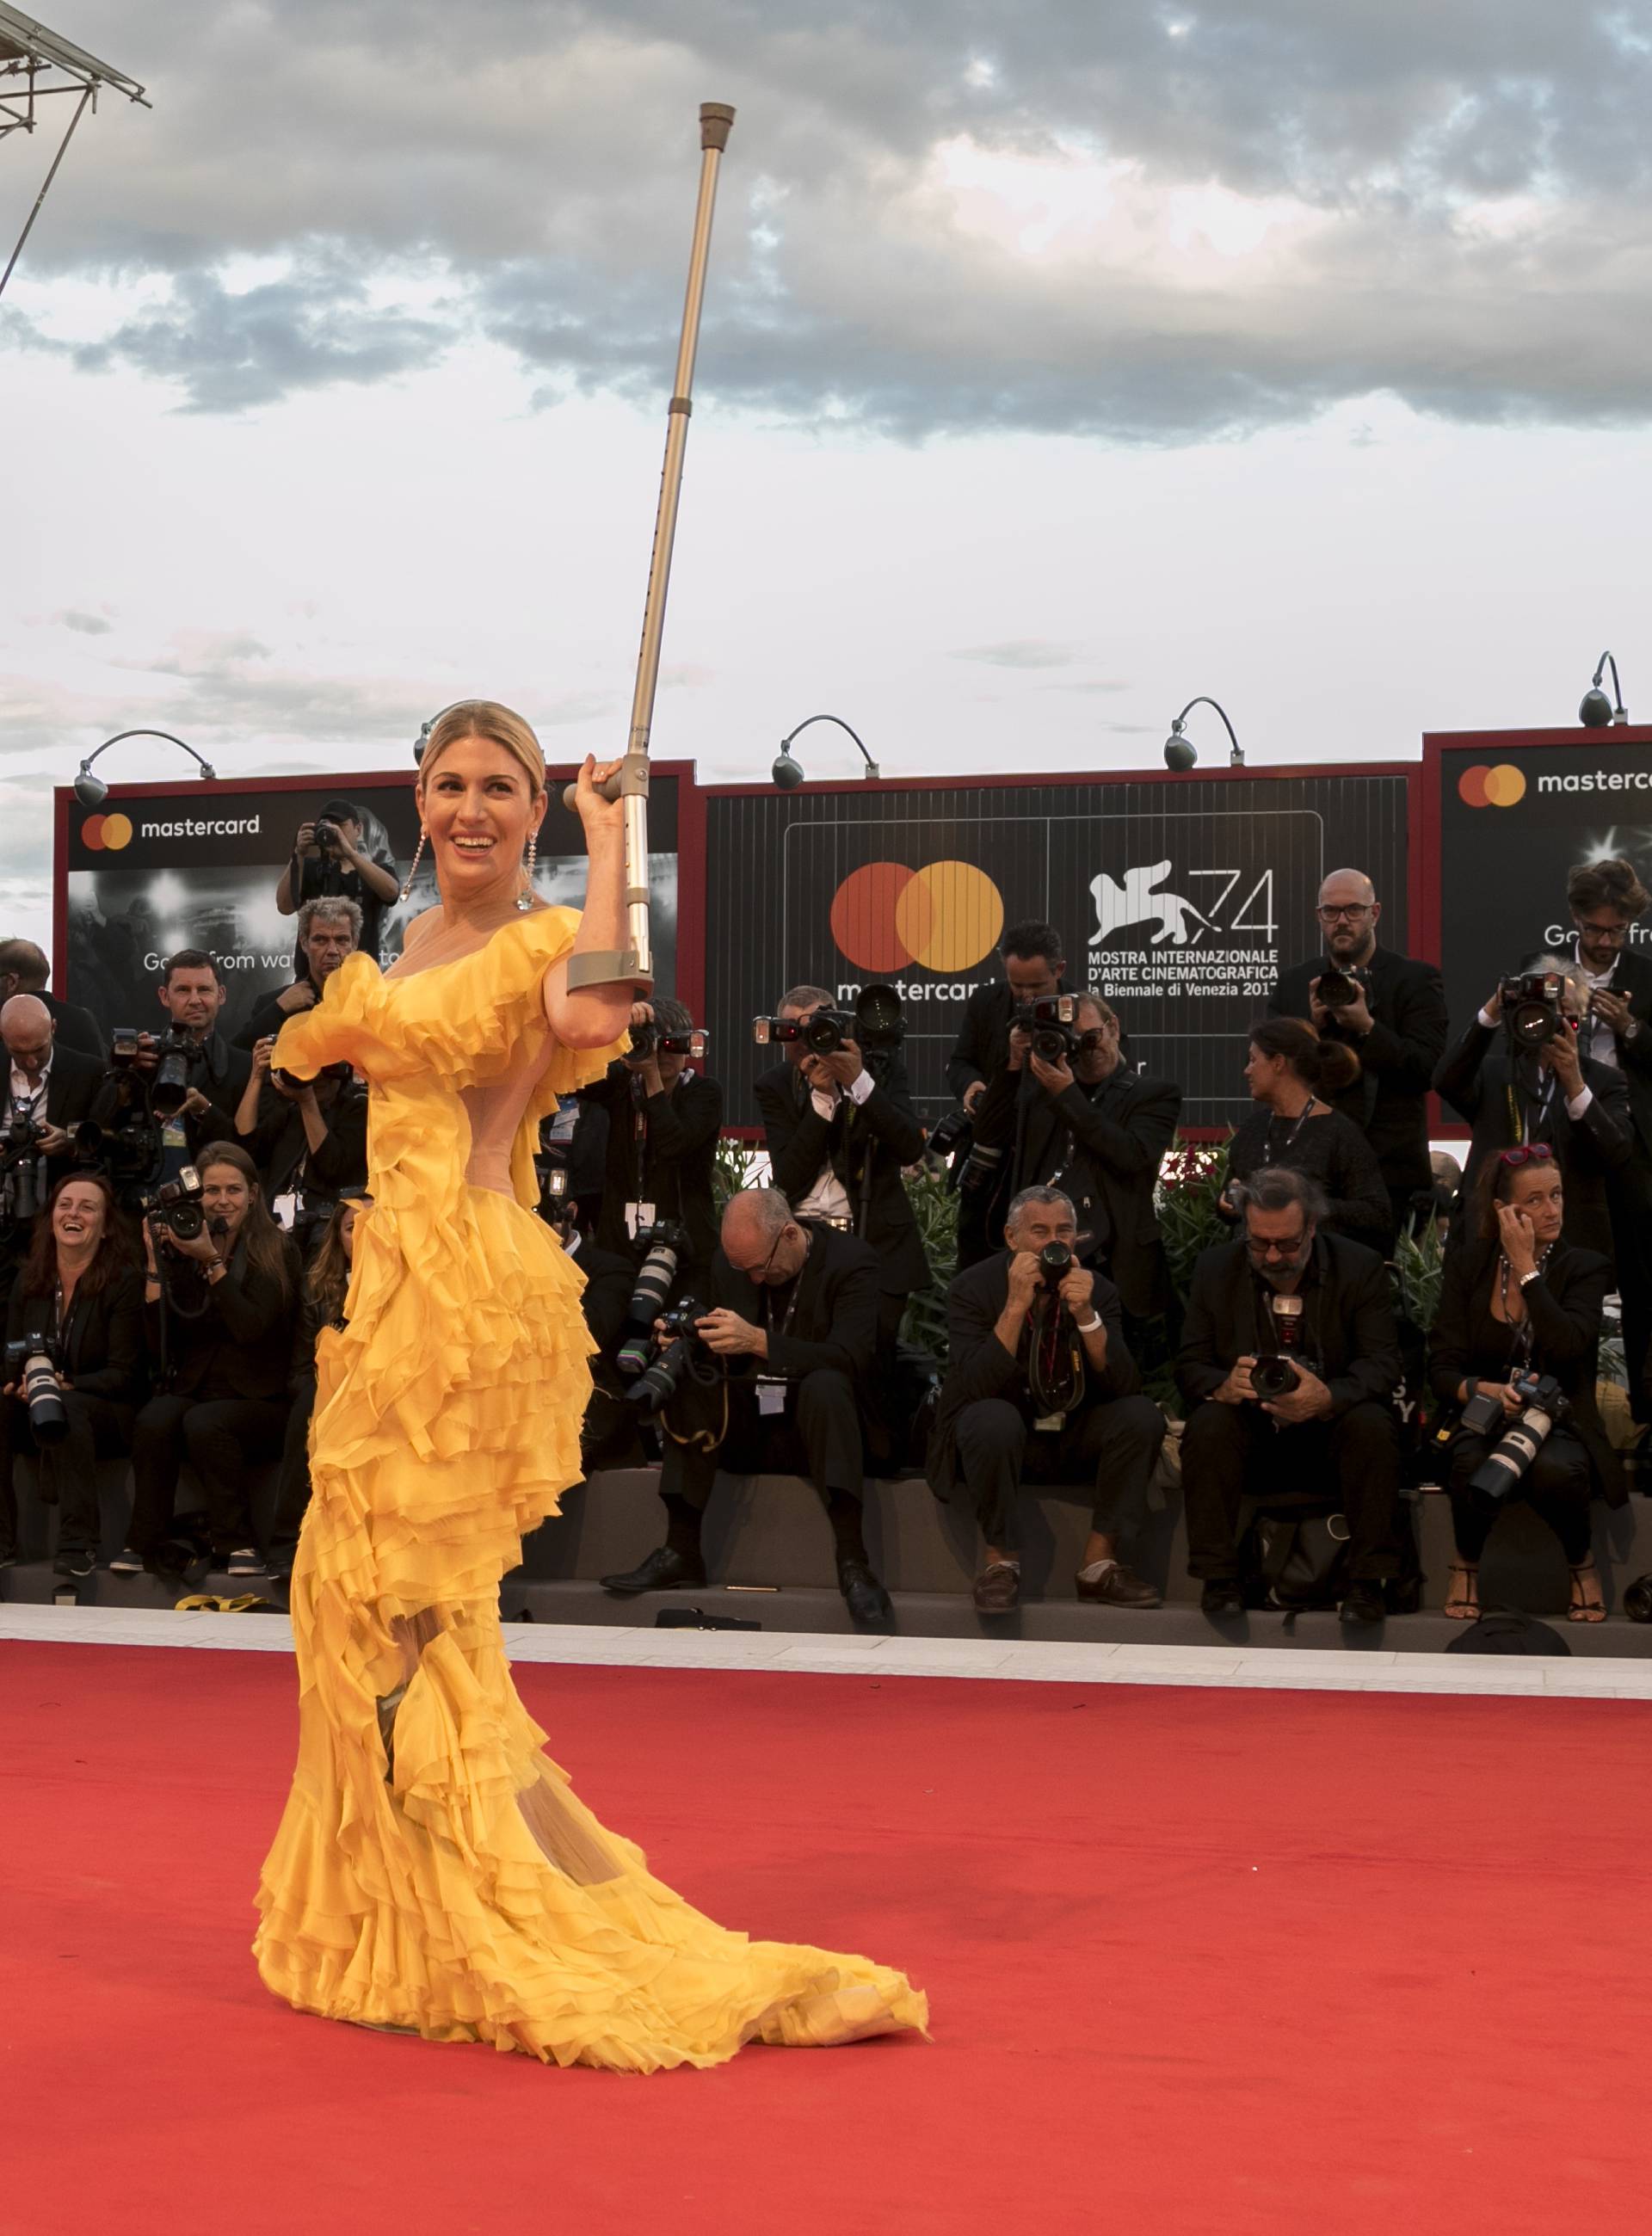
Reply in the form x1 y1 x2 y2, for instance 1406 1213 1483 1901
9 0 1651 438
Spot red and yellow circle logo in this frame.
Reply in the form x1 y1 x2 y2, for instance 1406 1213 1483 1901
1457 763 1526 809
81 812 133 851
829 859 1003 974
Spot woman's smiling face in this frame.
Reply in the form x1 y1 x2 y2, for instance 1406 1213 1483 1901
416 736 544 902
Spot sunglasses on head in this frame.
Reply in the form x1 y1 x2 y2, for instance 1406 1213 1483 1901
1497 1144 1555 1169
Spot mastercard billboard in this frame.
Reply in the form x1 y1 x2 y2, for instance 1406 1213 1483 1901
828 859 1004 975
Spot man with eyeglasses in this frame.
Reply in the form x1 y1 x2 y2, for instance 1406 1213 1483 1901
1564 856 1652 1431
968 991 1180 1338
600 1186 895 1626
1176 1166 1405 1628
1268 869 1448 1239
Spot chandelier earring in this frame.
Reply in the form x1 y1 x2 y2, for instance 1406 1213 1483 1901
518 828 538 912
398 828 428 903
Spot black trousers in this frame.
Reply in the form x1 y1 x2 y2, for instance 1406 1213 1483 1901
953 1394 1166 1553
1180 1398 1402 1583
0 1391 133 1558
1446 1425 1593 1565
660 1367 866 1512
1609 1172 1652 1426
129 1392 289 1555
269 1373 317 1567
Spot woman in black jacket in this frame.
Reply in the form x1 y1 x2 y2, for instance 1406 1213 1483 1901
1427 1143 1620 1623
0 1172 145 1579
113 1142 301 1579
1224 1018 1391 1256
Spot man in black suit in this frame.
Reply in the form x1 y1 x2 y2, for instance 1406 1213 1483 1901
755 983 928 1360
1433 953 1630 1263
232 896 361 1052
945 920 1074 1271
1176 1166 1404 1627
600 1187 893 1625
0 997 114 1275
1564 855 1652 1426
580 995 723 1279
0 939 102 1059
235 1045 369 1259
120 950 252 1186
1268 867 1448 1239
970 991 1179 1327
928 1185 1167 1614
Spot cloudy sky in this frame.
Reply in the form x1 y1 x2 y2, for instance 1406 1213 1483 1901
5 0 1651 954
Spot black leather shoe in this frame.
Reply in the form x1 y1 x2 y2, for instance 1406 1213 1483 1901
601 1545 707 1597
1200 1580 1245 1618
836 1556 894 1629
1339 1581 1386 1626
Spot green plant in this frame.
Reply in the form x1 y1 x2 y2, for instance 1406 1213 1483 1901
1155 1140 1231 1307
711 1133 767 1215
1390 1212 1447 1334
899 1162 959 1359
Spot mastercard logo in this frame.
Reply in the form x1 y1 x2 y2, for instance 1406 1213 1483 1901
1457 763 1527 809
81 813 134 851
829 859 1004 975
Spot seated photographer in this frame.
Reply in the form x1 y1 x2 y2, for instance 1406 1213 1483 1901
112 1143 300 1580
134 950 252 1180
582 997 722 1276
927 1185 1167 1615
1433 955 1630 1262
755 982 927 1360
0 939 102 1059
600 1186 893 1626
0 1173 145 1580
1224 1019 1391 1257
970 992 1179 1328
1428 1146 1622 1626
235 1035 368 1258
1176 1167 1404 1626
231 897 361 1052
268 1192 367 1585
275 798 398 965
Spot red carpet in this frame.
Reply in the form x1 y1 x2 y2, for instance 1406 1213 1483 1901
3 1642 1649 2236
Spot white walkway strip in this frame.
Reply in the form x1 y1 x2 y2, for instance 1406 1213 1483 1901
5 1602 1652 1700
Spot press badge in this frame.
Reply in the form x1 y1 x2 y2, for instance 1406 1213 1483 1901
1032 1413 1064 1433
624 1201 656 1240
755 1380 787 1417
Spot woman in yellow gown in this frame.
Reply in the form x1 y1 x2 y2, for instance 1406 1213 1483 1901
253 700 927 2070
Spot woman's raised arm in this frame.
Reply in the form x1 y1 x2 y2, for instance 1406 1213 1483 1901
544 755 638 1051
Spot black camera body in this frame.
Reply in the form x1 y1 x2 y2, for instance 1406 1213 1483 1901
150 1029 207 1118
313 817 342 853
2 1110 46 1155
138 1165 206 1241
1316 958 1368 1010
5 1334 68 1446
1500 970 1568 1049
1038 1241 1073 1291
1014 995 1079 1063
629 1020 708 1063
752 982 904 1060
626 1294 711 1412
1251 1289 1316 1401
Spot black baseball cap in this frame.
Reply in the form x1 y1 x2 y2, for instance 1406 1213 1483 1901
319 798 360 823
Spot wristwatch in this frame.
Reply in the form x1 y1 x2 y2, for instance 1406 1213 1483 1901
1518 1268 1541 1287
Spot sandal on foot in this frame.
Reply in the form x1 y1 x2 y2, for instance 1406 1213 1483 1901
1444 1562 1480 1620
1569 1561 1606 1624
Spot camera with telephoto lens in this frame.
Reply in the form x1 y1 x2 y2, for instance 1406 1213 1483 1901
1039 1241 1073 1291
313 817 341 853
1468 1371 1566 1499
625 1295 711 1411
5 1334 68 1446
628 1019 708 1063
615 1220 689 1377
149 1029 206 1118
137 1165 206 1241
1014 994 1079 1063
1316 958 1367 1009
1500 970 1567 1049
0 1111 48 1224
752 982 905 1059
1249 1290 1315 1400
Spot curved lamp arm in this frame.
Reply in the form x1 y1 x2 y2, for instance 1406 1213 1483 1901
774 713 881 785
1593 652 1627 723
75 730 218 807
1168 696 1245 767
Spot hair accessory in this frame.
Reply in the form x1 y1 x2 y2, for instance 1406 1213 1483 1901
398 828 428 903
517 829 538 912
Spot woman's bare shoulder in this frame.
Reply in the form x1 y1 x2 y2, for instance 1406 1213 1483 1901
401 907 443 951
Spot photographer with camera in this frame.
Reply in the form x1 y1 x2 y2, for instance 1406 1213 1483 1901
275 799 398 966
945 921 1075 1270
583 996 722 1275
116 951 252 1188
928 1184 1167 1614
110 1143 300 1580
968 991 1179 1324
0 939 102 1058
1267 869 1447 1237
1176 1167 1404 1626
235 1034 367 1259
601 1186 894 1626
232 898 361 1052
268 1192 368 1585
1223 1019 1392 1256
1433 954 1630 1262
755 982 928 1362
1428 1146 1621 1624
0 1173 145 1580
0 996 112 1272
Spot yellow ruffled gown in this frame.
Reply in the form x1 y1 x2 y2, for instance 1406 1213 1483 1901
252 907 928 2069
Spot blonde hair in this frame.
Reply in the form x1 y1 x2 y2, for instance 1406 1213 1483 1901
418 700 546 797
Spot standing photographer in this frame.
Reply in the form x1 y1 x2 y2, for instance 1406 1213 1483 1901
133 951 251 1182
111 1143 300 1580
235 1036 367 1258
268 1192 367 1585
275 799 398 966
232 897 361 1052
0 1173 145 1580
946 921 1075 1272
1176 1167 1403 1626
969 991 1179 1325
755 983 928 1362
1428 1146 1620 1625
1268 869 1447 1237
583 997 722 1276
0 939 102 1058
1433 955 1630 1261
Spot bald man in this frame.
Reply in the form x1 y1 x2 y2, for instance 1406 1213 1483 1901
0 996 111 1260
1268 867 1448 1238
0 939 102 1060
